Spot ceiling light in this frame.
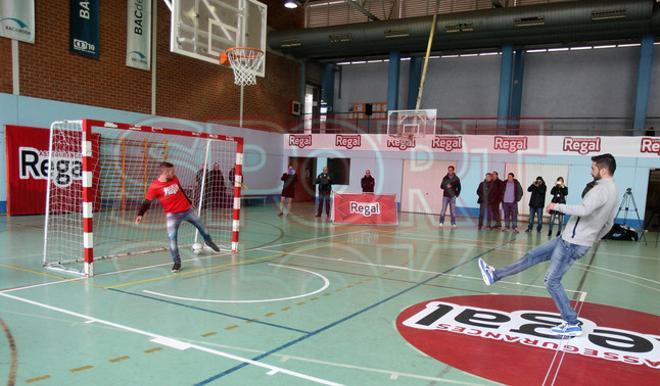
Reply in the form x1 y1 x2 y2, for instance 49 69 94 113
284 0 301 9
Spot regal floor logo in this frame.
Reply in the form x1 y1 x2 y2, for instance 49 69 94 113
396 295 659 386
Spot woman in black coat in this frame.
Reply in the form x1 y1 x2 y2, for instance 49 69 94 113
548 177 568 237
526 176 547 233
279 166 297 216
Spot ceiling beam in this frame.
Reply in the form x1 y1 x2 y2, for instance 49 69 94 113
344 0 380 21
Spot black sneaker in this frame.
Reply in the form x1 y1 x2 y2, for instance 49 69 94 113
525 229 531 233
277 212 283 217
205 240 220 252
171 262 181 273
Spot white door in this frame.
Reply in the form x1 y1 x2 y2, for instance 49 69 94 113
401 160 458 214
505 163 569 216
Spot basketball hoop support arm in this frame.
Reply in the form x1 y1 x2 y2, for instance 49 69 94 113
415 13 437 110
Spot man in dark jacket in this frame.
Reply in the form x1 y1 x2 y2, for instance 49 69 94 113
502 172 523 232
439 165 461 226
316 166 332 219
278 165 297 217
476 173 493 230
361 170 375 193
548 177 568 237
488 171 504 229
526 176 547 233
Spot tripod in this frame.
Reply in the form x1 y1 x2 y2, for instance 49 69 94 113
614 188 647 245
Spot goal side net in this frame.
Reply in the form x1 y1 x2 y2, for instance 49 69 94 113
42 120 244 277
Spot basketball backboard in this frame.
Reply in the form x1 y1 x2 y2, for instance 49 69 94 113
387 109 437 137
170 0 267 77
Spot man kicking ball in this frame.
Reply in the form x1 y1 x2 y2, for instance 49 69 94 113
135 162 220 272
478 154 618 337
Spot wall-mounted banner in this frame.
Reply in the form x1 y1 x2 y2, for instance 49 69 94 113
0 0 35 43
284 134 660 158
70 0 100 58
126 0 151 70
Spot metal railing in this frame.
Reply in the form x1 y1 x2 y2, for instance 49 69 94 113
289 113 660 136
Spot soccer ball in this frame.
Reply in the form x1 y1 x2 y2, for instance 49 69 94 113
192 243 203 255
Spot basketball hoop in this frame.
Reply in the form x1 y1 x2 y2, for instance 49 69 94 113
220 47 264 87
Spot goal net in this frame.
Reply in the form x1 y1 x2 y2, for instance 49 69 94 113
43 120 244 277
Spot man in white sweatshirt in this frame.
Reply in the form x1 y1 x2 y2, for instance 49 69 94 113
478 154 618 337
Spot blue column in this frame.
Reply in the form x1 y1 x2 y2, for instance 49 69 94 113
321 64 335 113
387 51 401 111
633 35 654 136
407 56 423 109
509 49 525 133
497 44 514 130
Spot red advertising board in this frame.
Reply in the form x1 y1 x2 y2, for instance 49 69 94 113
5 125 99 216
332 193 398 225
5 125 52 215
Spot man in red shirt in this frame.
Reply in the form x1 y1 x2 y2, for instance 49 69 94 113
135 162 219 272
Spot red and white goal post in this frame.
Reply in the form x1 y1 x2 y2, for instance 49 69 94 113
42 119 244 277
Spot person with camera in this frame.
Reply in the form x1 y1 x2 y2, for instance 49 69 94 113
526 176 547 233
548 177 568 237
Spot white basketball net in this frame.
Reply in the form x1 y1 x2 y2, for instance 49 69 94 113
226 48 264 87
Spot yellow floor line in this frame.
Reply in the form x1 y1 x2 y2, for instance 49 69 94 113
201 331 217 337
109 355 129 363
69 365 93 373
25 375 50 383
144 347 162 354
0 263 64 280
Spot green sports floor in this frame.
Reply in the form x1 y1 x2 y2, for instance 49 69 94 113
1 204 658 385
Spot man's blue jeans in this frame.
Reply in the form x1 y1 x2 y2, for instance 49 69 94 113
493 237 590 324
166 209 212 263
440 196 457 225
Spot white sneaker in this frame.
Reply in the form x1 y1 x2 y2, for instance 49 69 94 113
439 223 444 227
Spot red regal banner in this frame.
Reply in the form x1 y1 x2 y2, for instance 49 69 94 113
5 125 99 216
5 125 52 215
332 193 398 225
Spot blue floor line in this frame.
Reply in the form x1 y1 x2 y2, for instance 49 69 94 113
194 238 515 385
108 288 311 335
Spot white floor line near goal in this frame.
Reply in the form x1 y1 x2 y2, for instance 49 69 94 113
142 263 330 304
1 230 368 294
0 291 344 386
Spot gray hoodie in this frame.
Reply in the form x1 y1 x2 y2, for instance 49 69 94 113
556 178 618 247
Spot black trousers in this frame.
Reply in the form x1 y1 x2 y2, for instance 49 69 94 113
317 192 331 216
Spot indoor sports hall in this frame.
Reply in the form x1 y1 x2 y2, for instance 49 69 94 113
0 1 658 385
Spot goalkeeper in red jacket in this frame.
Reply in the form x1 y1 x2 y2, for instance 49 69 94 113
135 162 219 272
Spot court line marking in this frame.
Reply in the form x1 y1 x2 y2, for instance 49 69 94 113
108 288 311 335
0 291 343 386
193 239 515 385
571 265 660 292
183 338 483 385
573 262 660 286
377 230 660 261
260 248 586 295
141 263 329 304
1 230 367 294
543 292 588 386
